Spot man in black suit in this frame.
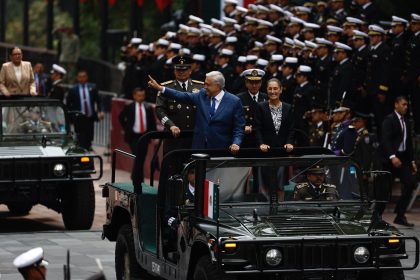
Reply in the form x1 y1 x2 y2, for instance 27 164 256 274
380 96 417 227
237 68 267 148
119 87 156 185
66 70 103 151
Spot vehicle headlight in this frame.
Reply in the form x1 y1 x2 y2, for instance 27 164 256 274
354 246 370 264
265 249 282 266
53 163 66 177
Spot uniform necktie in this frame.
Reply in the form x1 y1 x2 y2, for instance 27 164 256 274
182 82 187 91
82 86 90 116
209 97 216 118
253 95 257 103
139 103 145 133
400 116 405 150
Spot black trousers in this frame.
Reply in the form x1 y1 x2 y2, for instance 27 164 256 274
130 133 148 187
74 115 95 150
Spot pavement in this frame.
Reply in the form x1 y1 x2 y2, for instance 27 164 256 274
0 146 419 280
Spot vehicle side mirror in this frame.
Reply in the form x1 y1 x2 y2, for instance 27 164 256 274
167 175 184 207
366 171 392 202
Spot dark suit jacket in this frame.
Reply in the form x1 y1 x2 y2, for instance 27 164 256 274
329 59 353 106
48 80 66 101
381 112 414 162
254 101 294 147
238 91 267 147
67 83 101 120
118 101 156 143
163 87 245 149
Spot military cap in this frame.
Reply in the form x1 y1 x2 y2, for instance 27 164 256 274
303 22 320 32
225 36 238 43
391 16 408 26
315 37 333 47
265 35 282 45
234 24 242 31
368 24 385 35
296 65 312 75
219 48 234 57
138 44 149 51
236 6 248 14
352 111 371 120
304 2 316 8
254 41 264 48
283 56 298 67
172 55 193 69
317 1 328 7
165 31 176 39
352 30 368 39
248 4 258 12
168 43 182 51
178 24 190 33
246 55 258 62
180 48 191 55
187 27 201 36
411 13 420 23
304 40 318 50
156 38 170 47
283 10 294 19
344 17 364 26
307 165 325 174
201 27 212 35
130 37 142 45
257 5 270 13
289 16 306 26
334 42 352 52
327 25 343 34
210 28 226 37
326 18 338 25
331 0 344 2
244 16 259 25
269 4 285 14
333 99 352 112
192 54 205 62
222 16 238 26
211 18 225 27
237 56 247 64
241 68 266 80
256 58 269 67
270 54 284 63
225 0 238 5
294 6 311 14
51 64 67 75
199 23 213 30
188 15 204 24
257 19 274 29
13 247 48 269
294 39 305 49
283 37 295 48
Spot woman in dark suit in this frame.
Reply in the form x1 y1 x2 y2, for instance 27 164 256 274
254 78 294 201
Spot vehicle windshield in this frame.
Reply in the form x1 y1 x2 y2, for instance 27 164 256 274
1 105 66 136
202 158 362 204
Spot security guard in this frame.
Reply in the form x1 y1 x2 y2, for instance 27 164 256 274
19 108 52 133
237 68 267 148
155 55 204 153
293 165 339 201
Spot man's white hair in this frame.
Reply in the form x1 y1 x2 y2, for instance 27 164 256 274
206 71 225 88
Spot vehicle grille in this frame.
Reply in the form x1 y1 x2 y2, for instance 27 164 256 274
268 215 339 236
0 161 66 180
0 146 43 157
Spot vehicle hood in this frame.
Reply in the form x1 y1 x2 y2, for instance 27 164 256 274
197 204 393 238
0 146 66 158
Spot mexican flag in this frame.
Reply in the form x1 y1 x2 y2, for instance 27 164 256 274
203 179 219 220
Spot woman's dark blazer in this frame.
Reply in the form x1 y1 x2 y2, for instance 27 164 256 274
254 101 294 147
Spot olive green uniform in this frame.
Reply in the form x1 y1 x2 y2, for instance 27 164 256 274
294 182 339 201
155 79 204 153
19 120 52 133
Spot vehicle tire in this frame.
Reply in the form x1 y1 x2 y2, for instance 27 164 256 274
193 255 229 280
61 181 95 230
115 224 143 280
357 260 404 280
7 202 32 216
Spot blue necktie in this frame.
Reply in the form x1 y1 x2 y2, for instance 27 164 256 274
209 97 216 118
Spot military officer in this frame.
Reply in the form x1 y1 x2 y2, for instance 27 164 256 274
155 55 204 153
237 68 267 148
351 30 370 113
294 165 339 201
349 111 374 171
281 57 298 104
329 42 353 108
314 38 334 106
308 105 328 147
19 108 52 133
47 64 67 101
13 247 48 280
329 103 352 153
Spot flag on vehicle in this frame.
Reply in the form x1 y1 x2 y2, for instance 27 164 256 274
203 179 219 220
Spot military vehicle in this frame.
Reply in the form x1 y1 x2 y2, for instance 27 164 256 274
0 97 102 229
102 132 418 280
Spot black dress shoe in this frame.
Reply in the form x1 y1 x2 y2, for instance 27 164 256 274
394 217 414 227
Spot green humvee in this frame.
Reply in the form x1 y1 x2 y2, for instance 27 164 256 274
102 132 418 280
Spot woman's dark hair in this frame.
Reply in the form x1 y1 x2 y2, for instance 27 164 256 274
266 78 282 88
8 46 21 56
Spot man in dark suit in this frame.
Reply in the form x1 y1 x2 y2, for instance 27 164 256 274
237 68 267 148
155 55 204 154
66 70 103 151
47 64 67 102
380 96 417 227
148 71 245 153
119 87 156 184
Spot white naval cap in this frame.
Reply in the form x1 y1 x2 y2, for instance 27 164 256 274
156 38 170 46
211 18 225 27
315 37 333 46
241 68 266 80
219 48 234 56
192 54 206 61
210 27 226 37
368 24 385 35
334 42 352 52
51 64 67 75
391 16 408 25
247 4 258 11
294 6 311 14
344 16 364 26
269 4 285 14
178 23 190 33
283 56 298 65
283 37 295 47
130 37 142 45
289 16 306 25
188 15 204 24
168 43 182 50
246 55 259 62
225 36 238 43
326 25 343 34
13 247 48 269
254 41 263 48
257 5 270 13
187 27 201 36
237 56 247 63
179 48 191 55
411 13 420 22
165 31 176 38
244 16 259 24
225 0 238 5
293 39 305 48
304 40 318 49
303 22 320 31
236 6 248 14
265 35 282 44
270 54 284 62
352 30 368 39
138 44 149 51
296 65 312 74
257 19 274 28
256 58 269 66
222 16 238 25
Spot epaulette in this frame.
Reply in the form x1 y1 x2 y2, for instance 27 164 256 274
192 80 204 84
161 80 175 86
295 182 308 189
323 183 336 188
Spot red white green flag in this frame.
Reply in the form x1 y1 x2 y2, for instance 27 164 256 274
203 179 219 220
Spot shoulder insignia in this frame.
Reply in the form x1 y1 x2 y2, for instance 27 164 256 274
192 80 204 84
323 183 336 189
161 80 175 86
296 183 308 189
